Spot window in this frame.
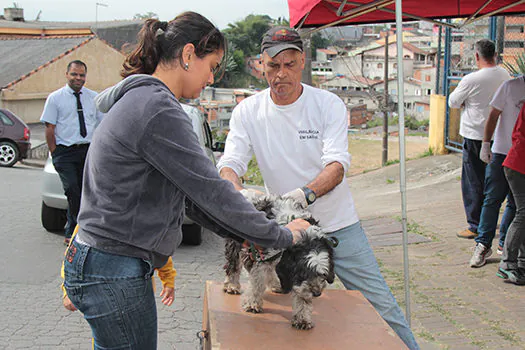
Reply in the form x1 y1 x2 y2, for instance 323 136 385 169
505 41 525 48
391 89 397 95
425 75 431 82
415 89 421 96
426 89 432 95
377 63 383 68
417 106 424 113
0 111 14 126
359 99 364 104
507 25 525 33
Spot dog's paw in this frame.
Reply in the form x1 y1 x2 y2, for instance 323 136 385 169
291 317 314 330
271 287 286 294
223 283 241 295
242 301 263 313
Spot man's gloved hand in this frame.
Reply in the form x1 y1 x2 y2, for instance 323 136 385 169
283 188 308 208
479 142 492 164
240 188 265 201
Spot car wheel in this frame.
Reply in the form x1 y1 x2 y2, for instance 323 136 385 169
0 141 19 167
182 223 202 246
41 201 67 232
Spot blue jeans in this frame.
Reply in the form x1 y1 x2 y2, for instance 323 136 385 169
475 153 516 249
63 239 157 349
52 144 89 238
328 222 419 350
500 168 525 270
461 138 487 233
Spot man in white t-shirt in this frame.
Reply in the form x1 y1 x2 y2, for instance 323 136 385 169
469 76 524 267
448 39 510 240
217 27 419 350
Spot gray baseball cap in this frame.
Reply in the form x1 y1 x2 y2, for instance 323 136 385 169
261 26 303 58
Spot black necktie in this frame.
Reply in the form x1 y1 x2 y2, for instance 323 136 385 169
73 91 87 138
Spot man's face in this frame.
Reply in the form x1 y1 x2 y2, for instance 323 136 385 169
262 49 305 103
66 63 86 92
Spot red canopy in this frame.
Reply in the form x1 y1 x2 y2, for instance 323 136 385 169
288 0 525 28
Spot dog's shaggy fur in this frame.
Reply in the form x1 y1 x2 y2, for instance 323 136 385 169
223 194 335 330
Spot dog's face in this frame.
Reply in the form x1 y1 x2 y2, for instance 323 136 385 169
276 233 335 297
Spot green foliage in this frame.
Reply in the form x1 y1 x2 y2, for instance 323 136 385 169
243 157 264 186
503 52 525 75
133 12 158 20
223 15 273 57
311 32 332 60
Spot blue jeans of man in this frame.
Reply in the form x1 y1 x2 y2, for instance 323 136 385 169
475 153 516 249
63 239 157 349
500 168 525 271
328 222 419 350
461 138 487 233
52 144 89 238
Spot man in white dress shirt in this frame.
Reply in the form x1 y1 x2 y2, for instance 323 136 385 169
41 60 103 245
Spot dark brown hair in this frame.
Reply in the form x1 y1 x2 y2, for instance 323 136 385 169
121 11 226 79
67 60 87 72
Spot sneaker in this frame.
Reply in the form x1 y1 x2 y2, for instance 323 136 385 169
497 267 510 279
457 229 477 239
503 269 525 286
497 244 504 255
469 243 492 267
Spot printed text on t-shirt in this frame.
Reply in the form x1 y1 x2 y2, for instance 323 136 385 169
298 129 319 140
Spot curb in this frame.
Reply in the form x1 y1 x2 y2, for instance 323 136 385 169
21 159 45 168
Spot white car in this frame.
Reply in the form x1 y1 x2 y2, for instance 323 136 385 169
41 104 223 246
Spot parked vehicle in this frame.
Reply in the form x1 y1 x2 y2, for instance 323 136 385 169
41 104 220 246
0 108 31 167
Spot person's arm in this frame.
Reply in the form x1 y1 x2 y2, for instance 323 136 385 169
483 107 502 142
448 78 470 109
138 104 301 249
157 257 176 306
216 104 254 188
44 123 57 154
41 94 59 153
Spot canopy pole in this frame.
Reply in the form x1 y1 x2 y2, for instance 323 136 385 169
394 0 411 326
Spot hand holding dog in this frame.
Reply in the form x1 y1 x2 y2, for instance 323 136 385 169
287 218 311 244
160 286 175 306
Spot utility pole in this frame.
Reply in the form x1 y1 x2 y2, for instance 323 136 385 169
299 29 313 86
95 2 108 35
382 32 389 166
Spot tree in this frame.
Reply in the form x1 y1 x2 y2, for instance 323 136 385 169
133 12 158 20
223 15 273 57
310 32 332 60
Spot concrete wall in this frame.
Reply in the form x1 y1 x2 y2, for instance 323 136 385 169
1 38 125 123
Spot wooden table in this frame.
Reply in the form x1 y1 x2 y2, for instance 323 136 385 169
202 281 407 349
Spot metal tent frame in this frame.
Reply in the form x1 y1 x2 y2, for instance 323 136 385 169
288 0 525 325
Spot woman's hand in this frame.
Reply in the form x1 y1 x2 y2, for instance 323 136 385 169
285 219 311 244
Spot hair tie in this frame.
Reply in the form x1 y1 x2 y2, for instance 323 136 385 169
156 21 168 37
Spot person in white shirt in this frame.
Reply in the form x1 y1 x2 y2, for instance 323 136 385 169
469 76 524 267
40 60 103 245
217 26 419 350
448 39 510 240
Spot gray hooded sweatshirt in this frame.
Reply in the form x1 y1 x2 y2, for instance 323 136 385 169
77 75 292 268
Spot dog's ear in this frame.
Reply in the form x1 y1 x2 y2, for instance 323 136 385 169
326 262 335 284
275 251 294 293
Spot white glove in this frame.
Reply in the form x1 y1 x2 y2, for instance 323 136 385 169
240 188 264 201
283 188 308 208
479 142 492 164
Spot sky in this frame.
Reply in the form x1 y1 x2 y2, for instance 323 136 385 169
1 0 291 29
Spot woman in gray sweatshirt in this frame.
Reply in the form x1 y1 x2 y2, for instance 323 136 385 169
63 12 309 349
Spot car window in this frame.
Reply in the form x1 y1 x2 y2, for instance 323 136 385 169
0 111 14 126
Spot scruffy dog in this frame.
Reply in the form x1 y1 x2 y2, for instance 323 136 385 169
223 194 335 330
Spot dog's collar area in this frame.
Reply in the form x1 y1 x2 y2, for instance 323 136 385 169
249 244 283 263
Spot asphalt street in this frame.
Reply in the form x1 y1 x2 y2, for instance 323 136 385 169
0 163 225 350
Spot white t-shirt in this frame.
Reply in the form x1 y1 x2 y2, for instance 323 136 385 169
448 66 511 140
217 84 359 232
490 76 525 155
